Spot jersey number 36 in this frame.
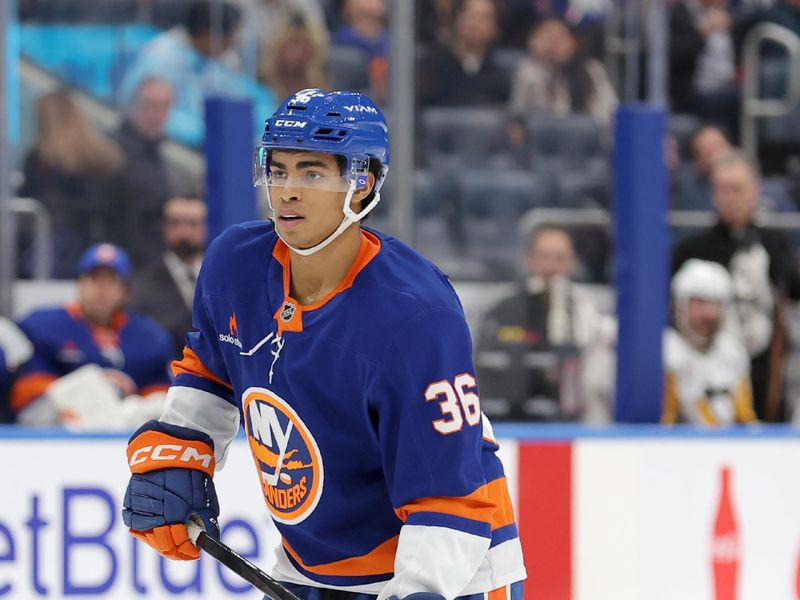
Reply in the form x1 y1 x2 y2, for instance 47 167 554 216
424 373 481 435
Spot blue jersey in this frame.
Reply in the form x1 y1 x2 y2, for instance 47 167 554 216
165 222 526 594
11 305 173 413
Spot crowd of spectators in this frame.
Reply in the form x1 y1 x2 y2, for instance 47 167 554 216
6 0 800 426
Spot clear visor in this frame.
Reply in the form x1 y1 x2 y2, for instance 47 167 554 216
252 147 370 192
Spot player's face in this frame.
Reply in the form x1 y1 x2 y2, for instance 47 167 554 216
77 268 128 326
268 150 369 249
684 297 723 339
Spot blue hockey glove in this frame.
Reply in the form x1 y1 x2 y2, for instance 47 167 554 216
122 420 220 560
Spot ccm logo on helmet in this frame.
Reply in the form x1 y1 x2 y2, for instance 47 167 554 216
274 119 307 128
129 444 214 469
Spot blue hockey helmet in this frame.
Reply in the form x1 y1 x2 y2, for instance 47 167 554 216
253 88 389 193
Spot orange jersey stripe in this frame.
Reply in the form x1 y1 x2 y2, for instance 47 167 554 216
396 477 516 531
139 383 171 397
488 585 510 600
171 347 231 389
282 534 398 577
127 430 216 476
10 372 58 411
272 229 381 310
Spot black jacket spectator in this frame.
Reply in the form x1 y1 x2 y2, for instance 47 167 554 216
130 256 194 359
418 0 510 106
114 118 172 267
129 197 206 358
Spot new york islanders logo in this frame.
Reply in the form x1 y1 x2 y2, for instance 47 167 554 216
242 387 324 524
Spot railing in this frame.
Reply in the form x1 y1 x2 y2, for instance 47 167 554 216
519 207 800 238
11 197 52 279
740 23 800 163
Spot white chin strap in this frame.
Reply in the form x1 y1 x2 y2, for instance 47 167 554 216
268 180 382 257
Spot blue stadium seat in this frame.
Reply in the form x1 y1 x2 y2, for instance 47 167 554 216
526 113 604 170
556 159 610 209
421 107 510 168
456 170 558 217
451 170 558 277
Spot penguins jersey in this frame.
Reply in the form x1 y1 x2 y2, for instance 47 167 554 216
662 327 757 426
163 221 526 596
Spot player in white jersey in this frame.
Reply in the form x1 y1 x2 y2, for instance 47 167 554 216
663 259 757 425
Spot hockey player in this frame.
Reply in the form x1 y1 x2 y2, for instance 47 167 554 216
11 243 173 426
122 89 527 600
663 259 757 426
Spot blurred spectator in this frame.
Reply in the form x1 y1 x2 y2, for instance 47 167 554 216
130 197 207 358
669 0 740 139
475 226 615 422
114 77 174 268
492 0 613 50
332 0 389 102
0 319 34 424
416 0 458 45
675 129 795 210
672 151 800 420
258 15 330 100
663 259 758 425
332 0 389 60
11 244 173 428
119 0 273 146
674 125 733 210
509 17 617 127
19 90 123 278
239 0 329 76
418 0 510 106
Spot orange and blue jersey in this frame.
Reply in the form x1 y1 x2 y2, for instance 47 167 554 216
163 221 526 594
11 304 173 413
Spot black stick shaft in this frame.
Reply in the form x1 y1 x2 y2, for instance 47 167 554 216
194 529 301 600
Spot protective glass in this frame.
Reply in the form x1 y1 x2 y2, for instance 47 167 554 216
252 147 370 192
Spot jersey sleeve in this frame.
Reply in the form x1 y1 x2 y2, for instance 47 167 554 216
161 251 240 469
368 306 499 599
10 314 61 414
137 324 173 396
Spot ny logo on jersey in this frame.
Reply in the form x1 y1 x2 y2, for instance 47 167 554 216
244 387 324 524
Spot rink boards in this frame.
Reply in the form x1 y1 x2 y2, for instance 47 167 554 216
1 425 800 599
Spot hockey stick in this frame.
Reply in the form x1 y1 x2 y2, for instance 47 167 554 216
186 521 301 600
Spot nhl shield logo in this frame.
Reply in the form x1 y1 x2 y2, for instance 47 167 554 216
280 301 296 323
